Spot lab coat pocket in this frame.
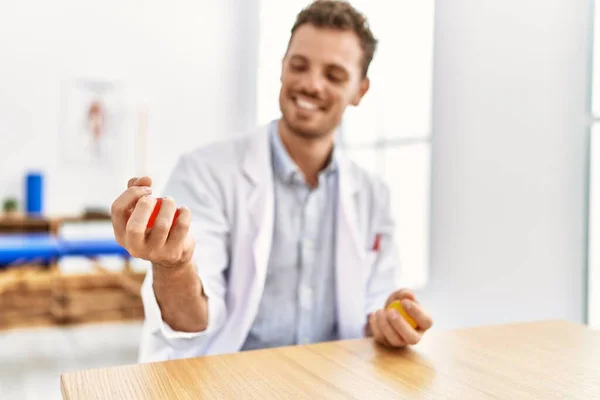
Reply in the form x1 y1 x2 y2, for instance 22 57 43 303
363 250 379 286
365 250 379 268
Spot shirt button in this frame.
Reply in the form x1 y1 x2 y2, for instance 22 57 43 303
304 239 314 249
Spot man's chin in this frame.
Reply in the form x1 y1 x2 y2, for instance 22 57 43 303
283 116 332 140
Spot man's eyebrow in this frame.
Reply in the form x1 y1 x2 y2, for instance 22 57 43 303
288 54 308 62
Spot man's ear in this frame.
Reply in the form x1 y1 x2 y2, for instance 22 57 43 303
351 77 370 106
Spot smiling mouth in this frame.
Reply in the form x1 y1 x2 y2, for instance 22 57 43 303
294 97 323 112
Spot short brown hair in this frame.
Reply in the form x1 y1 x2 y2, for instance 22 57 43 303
290 0 377 77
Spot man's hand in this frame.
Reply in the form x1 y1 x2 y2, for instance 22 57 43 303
111 176 208 332
110 176 195 268
367 289 433 348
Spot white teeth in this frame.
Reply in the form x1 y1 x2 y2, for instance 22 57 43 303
296 98 318 111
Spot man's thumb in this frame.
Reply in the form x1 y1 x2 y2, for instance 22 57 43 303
128 176 152 188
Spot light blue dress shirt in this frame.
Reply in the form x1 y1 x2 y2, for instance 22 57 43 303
241 122 339 350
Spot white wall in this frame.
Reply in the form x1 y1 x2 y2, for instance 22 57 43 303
585 0 600 328
0 0 255 215
1 0 594 330
589 125 600 326
418 0 594 329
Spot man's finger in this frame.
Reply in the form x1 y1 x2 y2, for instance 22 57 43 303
386 288 416 308
165 206 191 247
402 300 433 331
369 312 387 346
128 176 152 188
377 310 405 347
147 197 178 249
112 187 153 217
136 176 152 187
388 309 422 345
111 186 153 242
125 195 157 253
395 289 416 301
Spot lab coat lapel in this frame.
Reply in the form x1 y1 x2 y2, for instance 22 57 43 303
335 154 366 339
241 127 274 310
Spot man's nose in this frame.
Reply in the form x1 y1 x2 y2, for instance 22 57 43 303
298 71 325 96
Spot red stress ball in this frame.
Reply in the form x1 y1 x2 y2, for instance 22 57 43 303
147 198 181 229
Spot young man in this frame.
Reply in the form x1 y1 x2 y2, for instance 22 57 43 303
111 0 433 362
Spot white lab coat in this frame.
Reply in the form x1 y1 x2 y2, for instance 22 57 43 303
138 123 400 363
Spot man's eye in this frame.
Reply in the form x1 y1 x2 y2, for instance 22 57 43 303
290 64 306 72
328 74 343 83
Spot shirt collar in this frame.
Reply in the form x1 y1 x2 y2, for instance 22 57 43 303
269 120 338 184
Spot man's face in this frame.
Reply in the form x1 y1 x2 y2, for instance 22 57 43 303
279 24 369 139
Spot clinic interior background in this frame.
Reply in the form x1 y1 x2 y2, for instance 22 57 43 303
1 0 600 334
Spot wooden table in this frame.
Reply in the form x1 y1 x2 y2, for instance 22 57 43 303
60 320 600 399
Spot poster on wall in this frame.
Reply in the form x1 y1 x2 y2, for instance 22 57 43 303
59 78 126 170
56 78 136 214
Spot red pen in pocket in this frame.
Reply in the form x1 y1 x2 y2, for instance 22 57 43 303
372 233 382 252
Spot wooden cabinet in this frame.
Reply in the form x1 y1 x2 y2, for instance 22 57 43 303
0 213 111 236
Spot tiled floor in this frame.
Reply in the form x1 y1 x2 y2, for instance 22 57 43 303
0 322 143 400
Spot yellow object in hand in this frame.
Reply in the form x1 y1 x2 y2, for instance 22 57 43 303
387 300 418 329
